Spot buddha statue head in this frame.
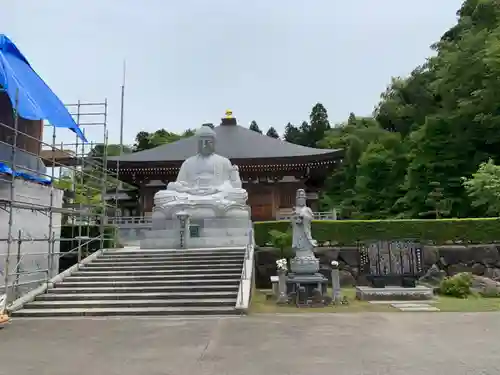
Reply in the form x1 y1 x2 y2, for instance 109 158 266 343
196 124 216 156
295 189 307 207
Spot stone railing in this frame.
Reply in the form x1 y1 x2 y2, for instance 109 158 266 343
109 213 336 246
275 210 337 221
108 216 152 227
109 211 337 227
235 224 255 313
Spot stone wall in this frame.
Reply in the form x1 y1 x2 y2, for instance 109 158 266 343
0 180 63 301
254 244 500 288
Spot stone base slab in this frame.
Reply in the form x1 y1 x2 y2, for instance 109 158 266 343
355 285 433 301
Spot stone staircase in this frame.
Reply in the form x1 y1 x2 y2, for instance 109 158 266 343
12 247 246 317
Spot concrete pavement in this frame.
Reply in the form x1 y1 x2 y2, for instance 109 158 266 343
1 313 499 375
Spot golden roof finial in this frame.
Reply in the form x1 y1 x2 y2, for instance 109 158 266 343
225 109 233 119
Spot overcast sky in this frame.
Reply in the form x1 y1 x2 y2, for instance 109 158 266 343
3 0 463 146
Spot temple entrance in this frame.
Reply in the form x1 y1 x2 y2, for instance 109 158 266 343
251 204 273 221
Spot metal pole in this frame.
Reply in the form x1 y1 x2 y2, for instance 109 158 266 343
114 63 126 237
116 60 126 185
77 126 84 263
86 140 94 256
72 100 81 247
47 125 56 279
99 101 108 251
4 89 20 302
14 229 22 299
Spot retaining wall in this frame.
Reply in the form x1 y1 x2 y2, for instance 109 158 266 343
255 244 500 288
0 179 63 301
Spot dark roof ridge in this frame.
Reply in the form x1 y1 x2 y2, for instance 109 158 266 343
109 123 339 163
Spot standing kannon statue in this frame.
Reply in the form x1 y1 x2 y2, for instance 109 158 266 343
290 189 320 274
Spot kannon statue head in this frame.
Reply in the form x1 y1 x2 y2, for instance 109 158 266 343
295 189 307 207
196 124 216 156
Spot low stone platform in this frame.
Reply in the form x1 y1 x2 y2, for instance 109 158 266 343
355 285 433 301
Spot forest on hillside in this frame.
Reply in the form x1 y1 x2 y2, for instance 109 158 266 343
116 0 500 220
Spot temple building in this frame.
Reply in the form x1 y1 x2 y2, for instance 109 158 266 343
107 112 342 221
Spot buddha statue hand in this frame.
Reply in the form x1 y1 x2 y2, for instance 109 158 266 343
189 186 219 196
167 180 189 192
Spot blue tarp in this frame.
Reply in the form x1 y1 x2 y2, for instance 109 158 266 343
0 161 52 185
0 35 86 142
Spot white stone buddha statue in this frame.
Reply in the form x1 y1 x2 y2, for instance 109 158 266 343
152 125 249 222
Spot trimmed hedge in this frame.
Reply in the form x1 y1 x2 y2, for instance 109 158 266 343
60 225 116 254
254 218 500 246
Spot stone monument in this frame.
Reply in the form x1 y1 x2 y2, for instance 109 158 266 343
286 189 328 300
141 121 251 249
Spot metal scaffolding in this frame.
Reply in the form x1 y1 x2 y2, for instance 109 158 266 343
0 96 122 305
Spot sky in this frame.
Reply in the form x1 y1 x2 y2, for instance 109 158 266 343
2 0 464 148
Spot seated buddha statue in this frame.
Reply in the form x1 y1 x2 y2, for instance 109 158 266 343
153 124 249 222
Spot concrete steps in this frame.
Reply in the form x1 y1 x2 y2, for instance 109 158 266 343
12 247 246 317
22 298 236 309
53 279 241 288
74 268 242 276
13 306 238 317
82 263 243 271
46 285 238 294
37 291 237 300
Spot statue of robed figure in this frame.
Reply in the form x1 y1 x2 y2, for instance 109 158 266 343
290 189 319 274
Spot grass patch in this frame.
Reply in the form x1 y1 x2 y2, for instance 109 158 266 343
250 288 397 314
250 288 500 313
435 294 500 312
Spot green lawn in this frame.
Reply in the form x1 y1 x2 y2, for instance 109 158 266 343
435 294 500 312
250 288 397 313
250 288 500 313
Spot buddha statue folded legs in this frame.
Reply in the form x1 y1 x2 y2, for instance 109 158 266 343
152 125 250 224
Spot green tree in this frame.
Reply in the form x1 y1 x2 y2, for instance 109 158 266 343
269 229 293 260
401 0 500 218
420 181 452 219
353 137 406 218
148 129 183 148
133 129 193 152
308 102 331 147
283 122 302 144
249 121 262 134
133 131 151 151
374 68 438 138
266 127 279 138
319 116 405 218
463 159 500 216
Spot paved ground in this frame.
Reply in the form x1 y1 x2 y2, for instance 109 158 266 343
1 313 500 375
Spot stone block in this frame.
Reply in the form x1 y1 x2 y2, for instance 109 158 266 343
337 246 360 267
355 286 433 301
447 264 472 276
438 245 473 264
422 246 439 266
468 244 500 265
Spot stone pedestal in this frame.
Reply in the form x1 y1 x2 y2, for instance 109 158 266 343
140 124 252 250
286 273 328 299
141 218 250 249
